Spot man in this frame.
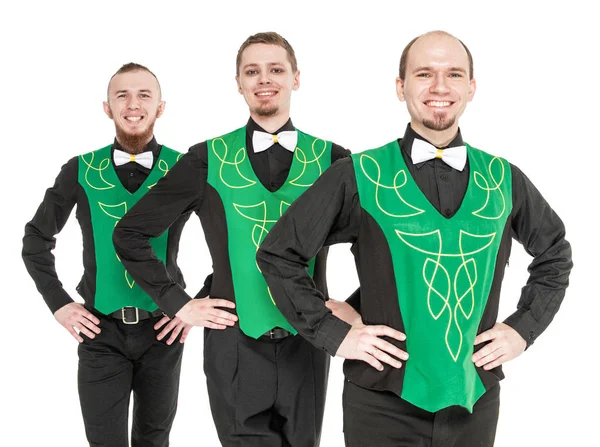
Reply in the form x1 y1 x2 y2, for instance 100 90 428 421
257 31 572 446
22 63 191 447
113 32 363 446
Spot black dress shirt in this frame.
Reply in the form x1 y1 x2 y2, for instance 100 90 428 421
113 118 350 318
257 124 573 396
22 137 190 314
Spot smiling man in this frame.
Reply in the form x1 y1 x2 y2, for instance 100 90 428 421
112 32 380 446
22 63 190 447
257 31 573 446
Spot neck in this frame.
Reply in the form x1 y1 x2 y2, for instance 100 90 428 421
250 112 290 134
410 120 459 148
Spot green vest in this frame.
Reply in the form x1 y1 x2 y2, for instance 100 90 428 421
78 145 182 314
207 126 332 338
352 141 512 412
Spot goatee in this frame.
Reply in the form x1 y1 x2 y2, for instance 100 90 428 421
423 114 455 132
114 122 155 154
253 104 279 117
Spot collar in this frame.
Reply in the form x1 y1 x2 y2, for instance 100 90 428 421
246 117 295 146
400 124 464 170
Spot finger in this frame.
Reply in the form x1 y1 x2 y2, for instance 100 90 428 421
179 325 192 343
80 311 100 326
157 321 178 341
474 329 496 345
208 299 236 309
68 327 84 343
367 325 407 341
483 354 508 370
207 314 237 326
203 321 228 330
474 346 503 367
77 325 97 340
154 316 171 330
166 325 183 345
359 351 384 371
372 338 409 361
79 318 101 334
472 342 501 363
209 309 239 322
370 346 403 369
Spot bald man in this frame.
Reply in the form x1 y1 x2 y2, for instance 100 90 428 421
257 31 572 446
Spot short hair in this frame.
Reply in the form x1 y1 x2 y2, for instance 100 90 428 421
398 31 474 80
236 32 298 75
107 62 161 98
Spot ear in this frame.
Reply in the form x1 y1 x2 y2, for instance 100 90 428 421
156 101 166 118
395 77 406 102
103 101 113 119
235 76 243 94
467 78 476 102
292 70 300 91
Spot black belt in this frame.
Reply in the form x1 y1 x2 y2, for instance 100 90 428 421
109 306 164 324
261 327 292 340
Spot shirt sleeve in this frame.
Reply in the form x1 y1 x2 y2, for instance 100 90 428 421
113 143 208 317
22 157 79 314
503 164 573 347
257 158 361 355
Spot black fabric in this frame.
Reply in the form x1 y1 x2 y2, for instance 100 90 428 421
342 380 500 447
22 137 190 314
204 326 329 447
78 313 184 447
257 124 572 394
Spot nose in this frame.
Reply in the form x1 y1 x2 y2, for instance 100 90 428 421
430 73 450 94
127 96 141 110
258 70 271 85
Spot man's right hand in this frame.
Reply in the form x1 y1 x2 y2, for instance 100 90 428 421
175 298 238 329
54 302 101 343
335 324 408 371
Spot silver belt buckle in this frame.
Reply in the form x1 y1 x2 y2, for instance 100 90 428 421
121 306 140 324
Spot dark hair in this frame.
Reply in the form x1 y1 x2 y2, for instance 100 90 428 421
398 31 474 80
236 32 298 75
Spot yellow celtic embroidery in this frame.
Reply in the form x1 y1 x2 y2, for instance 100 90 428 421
212 138 256 188
289 138 327 187
81 152 115 190
472 157 506 219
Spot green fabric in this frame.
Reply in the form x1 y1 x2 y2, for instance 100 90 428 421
78 145 182 314
352 141 512 412
207 126 332 338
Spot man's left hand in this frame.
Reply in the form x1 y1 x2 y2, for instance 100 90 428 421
155 315 192 345
472 322 526 370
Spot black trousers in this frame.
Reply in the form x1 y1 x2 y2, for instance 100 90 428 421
78 313 184 447
204 326 330 447
343 380 500 447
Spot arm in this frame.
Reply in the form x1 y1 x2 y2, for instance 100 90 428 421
22 157 100 342
258 159 407 370
113 144 237 328
473 164 573 369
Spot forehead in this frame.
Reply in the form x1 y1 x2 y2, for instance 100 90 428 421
240 43 290 67
407 34 469 71
108 70 159 94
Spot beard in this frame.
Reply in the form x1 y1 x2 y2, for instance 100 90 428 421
114 120 155 154
252 103 279 117
423 113 456 132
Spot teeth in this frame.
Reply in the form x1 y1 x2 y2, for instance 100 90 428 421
256 92 275 96
126 116 142 122
427 101 451 107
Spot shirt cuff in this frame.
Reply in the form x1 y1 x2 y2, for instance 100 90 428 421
158 285 192 318
314 313 352 356
44 287 74 314
503 308 538 348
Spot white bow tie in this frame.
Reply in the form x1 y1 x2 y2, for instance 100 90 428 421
410 138 467 171
113 149 153 169
252 130 298 153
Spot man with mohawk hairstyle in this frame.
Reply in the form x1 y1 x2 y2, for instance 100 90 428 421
22 63 190 447
258 31 572 446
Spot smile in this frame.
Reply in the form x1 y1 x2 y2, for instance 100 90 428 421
125 116 144 122
255 91 277 97
425 101 453 108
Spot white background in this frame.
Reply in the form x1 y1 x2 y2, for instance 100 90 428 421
1 0 597 445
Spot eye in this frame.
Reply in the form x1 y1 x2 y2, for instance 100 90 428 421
271 67 284 73
140 93 150 98
117 94 127 99
449 72 463 78
246 69 258 75
416 72 431 78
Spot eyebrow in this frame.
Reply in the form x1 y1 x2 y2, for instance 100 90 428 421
412 66 468 74
113 89 153 95
242 62 285 70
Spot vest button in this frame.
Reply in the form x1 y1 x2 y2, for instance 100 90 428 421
444 208 452 217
